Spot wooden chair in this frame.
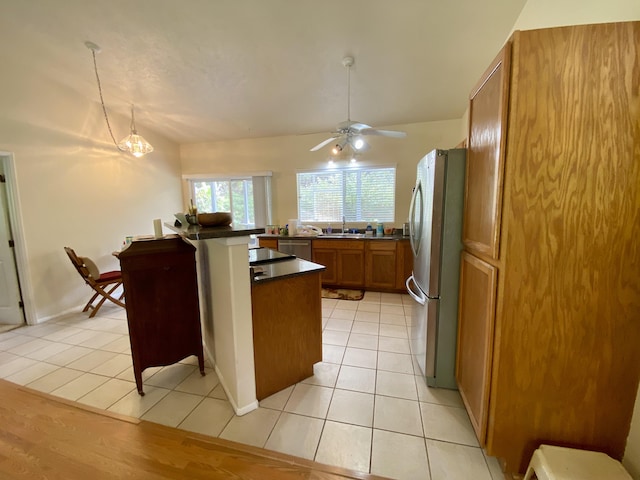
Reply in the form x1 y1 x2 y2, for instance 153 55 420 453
64 247 125 317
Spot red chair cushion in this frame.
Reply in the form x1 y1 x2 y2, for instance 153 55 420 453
98 270 122 282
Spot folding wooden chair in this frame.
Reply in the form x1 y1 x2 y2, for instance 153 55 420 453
64 247 125 317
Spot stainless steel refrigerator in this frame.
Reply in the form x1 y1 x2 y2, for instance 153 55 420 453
406 148 466 389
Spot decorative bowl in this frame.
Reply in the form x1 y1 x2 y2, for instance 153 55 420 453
197 212 232 227
384 227 394 235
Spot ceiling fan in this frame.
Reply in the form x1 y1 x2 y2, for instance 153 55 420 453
310 56 407 153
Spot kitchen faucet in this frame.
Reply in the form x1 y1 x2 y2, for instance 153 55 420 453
342 216 346 234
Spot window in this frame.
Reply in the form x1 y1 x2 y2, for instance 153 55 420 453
297 166 396 223
187 174 272 229
192 178 254 227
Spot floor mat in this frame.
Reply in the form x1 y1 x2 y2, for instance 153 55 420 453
321 288 364 301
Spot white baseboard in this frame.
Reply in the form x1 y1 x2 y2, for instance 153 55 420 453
35 304 88 324
214 364 258 416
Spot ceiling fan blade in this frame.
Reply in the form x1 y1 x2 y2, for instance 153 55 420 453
359 128 407 138
310 135 340 152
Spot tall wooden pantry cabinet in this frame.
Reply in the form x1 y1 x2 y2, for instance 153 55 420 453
456 21 640 474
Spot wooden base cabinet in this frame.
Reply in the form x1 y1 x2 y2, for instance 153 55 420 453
312 238 411 292
457 22 640 474
257 237 278 250
313 239 364 288
251 272 322 400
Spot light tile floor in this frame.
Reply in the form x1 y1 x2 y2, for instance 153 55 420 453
0 292 504 480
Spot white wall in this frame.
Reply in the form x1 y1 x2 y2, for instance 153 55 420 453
512 1 640 476
512 0 640 31
180 119 464 229
0 61 182 323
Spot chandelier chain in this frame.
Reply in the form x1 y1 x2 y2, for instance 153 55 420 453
90 48 125 151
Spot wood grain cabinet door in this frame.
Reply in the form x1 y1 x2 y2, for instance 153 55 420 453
312 248 337 284
314 240 364 288
337 249 365 288
365 241 397 290
463 44 511 260
455 251 497 445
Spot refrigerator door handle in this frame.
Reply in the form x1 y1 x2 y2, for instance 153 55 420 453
405 275 426 306
408 181 423 257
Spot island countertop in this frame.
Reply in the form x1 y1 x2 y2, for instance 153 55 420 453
165 222 265 240
251 257 325 284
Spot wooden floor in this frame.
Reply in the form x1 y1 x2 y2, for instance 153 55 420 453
0 379 386 479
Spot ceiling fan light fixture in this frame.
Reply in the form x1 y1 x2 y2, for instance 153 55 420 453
309 55 406 153
331 139 347 155
352 136 366 150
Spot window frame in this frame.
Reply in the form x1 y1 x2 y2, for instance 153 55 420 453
296 164 397 223
183 172 272 230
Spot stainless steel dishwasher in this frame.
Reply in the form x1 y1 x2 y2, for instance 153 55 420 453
277 239 312 261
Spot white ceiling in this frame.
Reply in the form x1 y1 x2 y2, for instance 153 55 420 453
0 0 527 144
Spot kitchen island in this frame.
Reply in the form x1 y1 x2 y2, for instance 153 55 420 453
249 249 325 400
166 223 324 413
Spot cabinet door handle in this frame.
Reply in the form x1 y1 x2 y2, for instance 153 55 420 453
405 275 426 305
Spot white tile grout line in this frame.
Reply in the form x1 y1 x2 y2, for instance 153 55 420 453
0 295 492 477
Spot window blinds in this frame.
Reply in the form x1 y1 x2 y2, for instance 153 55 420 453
297 166 396 223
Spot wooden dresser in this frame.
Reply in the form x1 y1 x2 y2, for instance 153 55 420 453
119 236 205 394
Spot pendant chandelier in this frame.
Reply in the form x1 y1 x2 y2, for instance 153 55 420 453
85 41 153 157
117 106 154 158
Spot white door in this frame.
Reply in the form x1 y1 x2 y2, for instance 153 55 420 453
0 176 23 325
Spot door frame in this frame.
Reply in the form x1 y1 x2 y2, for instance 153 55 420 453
0 152 35 325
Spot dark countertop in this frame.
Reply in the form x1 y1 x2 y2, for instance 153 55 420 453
258 233 409 241
249 247 295 265
251 257 325 284
166 222 265 240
